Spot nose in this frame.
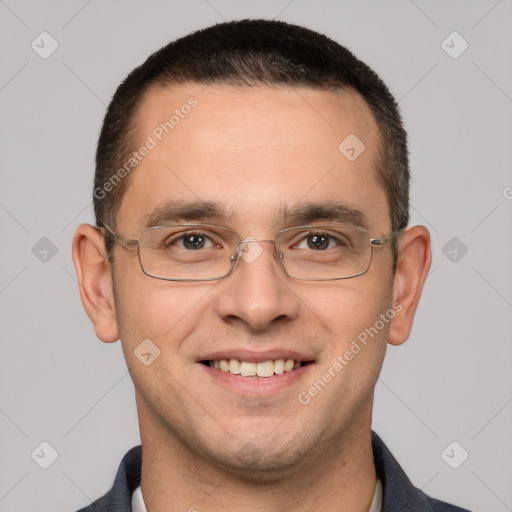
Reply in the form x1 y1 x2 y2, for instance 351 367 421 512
214 239 300 331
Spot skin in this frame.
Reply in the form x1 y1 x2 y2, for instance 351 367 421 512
72 83 431 511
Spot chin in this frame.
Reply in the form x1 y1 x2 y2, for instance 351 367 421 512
205 434 311 481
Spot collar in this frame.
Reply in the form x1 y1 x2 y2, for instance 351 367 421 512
75 431 470 511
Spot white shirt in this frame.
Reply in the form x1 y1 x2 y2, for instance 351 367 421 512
131 478 382 512
131 484 146 512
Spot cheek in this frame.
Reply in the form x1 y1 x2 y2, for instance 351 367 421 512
113 263 215 347
309 281 392 357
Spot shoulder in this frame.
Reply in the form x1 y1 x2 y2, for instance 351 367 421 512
371 431 472 512
74 445 142 512
428 496 471 511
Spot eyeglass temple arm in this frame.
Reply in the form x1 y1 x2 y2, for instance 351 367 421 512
370 231 398 246
101 223 139 248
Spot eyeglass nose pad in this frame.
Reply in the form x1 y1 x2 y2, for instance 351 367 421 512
236 237 265 264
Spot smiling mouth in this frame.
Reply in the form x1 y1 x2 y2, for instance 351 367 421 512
201 358 312 378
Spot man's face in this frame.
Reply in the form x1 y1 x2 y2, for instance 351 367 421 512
112 83 394 472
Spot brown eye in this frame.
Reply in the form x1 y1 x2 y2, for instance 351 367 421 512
182 234 207 250
163 232 215 250
307 234 330 250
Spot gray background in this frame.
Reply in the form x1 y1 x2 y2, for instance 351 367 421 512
1 0 511 511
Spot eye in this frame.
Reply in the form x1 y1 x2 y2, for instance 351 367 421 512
169 232 215 250
295 233 342 251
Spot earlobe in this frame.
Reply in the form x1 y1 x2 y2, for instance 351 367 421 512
72 223 120 343
388 225 432 346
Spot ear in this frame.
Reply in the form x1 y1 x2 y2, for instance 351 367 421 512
388 225 432 346
72 223 120 343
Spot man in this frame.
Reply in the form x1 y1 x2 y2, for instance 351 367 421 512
72 19 471 512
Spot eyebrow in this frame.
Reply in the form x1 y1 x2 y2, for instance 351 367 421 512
279 201 369 229
143 200 235 228
142 199 369 230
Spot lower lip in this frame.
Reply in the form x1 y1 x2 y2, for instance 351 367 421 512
200 363 314 396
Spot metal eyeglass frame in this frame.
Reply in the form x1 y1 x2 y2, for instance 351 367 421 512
100 222 396 282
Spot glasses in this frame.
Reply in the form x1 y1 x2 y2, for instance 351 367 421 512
101 223 395 282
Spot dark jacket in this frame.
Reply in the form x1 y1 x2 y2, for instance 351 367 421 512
75 431 471 511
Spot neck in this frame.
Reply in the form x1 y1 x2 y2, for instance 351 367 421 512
137 399 376 512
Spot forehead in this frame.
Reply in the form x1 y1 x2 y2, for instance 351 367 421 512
117 83 389 234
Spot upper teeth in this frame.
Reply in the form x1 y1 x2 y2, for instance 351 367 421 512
210 358 301 377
